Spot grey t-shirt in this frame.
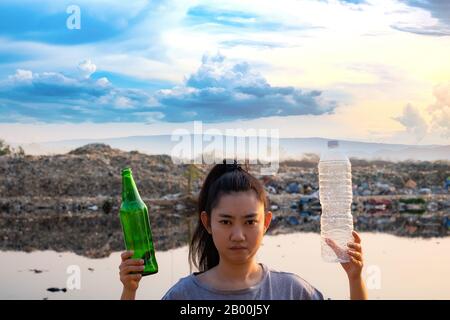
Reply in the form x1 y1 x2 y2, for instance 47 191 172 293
161 263 324 300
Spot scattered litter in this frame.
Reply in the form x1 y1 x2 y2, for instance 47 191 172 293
47 287 67 293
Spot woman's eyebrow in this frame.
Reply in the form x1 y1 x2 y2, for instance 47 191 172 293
217 213 258 218
218 214 233 218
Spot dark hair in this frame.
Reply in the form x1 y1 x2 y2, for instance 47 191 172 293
189 160 269 272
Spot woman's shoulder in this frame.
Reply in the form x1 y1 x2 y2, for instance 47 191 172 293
264 264 324 300
161 274 197 300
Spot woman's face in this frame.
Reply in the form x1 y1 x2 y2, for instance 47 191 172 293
201 190 272 265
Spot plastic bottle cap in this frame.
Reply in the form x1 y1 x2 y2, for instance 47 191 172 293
327 140 339 148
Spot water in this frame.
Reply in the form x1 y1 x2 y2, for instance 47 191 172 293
1 232 449 299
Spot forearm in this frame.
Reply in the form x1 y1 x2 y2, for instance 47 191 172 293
121 288 137 300
348 277 368 300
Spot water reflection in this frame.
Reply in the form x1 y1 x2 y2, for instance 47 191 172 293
1 232 449 300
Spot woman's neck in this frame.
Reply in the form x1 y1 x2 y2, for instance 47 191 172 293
201 258 263 290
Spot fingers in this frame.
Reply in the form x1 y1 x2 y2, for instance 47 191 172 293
121 250 134 262
126 274 143 281
347 242 362 253
326 237 364 264
120 265 145 274
121 258 144 267
352 230 361 244
120 251 144 275
120 259 144 272
349 256 363 267
121 274 143 282
325 238 347 259
325 238 340 251
347 249 362 262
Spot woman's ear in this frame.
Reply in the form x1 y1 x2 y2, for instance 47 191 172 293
264 211 272 233
200 211 212 234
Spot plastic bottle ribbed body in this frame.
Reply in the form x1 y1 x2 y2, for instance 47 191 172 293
319 146 354 263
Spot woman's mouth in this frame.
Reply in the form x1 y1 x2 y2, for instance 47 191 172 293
229 246 247 250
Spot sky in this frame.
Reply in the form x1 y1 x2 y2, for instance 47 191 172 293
0 0 449 145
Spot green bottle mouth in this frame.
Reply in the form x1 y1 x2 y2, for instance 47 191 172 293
122 167 132 176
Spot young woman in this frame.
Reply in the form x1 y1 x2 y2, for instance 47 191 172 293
119 161 368 300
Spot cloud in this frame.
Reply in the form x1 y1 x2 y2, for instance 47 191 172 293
77 59 97 79
155 53 336 122
3 69 103 101
184 5 321 33
115 96 133 109
0 54 337 123
402 0 450 26
394 0 450 36
393 104 428 141
391 24 450 36
338 0 366 3
219 39 292 49
428 83 450 138
0 60 158 123
185 5 258 28
96 77 110 87
8 69 33 81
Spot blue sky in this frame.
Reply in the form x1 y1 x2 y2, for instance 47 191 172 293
0 0 449 144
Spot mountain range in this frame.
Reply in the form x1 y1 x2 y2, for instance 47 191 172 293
11 135 450 162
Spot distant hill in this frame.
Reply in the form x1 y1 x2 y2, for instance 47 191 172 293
11 135 450 161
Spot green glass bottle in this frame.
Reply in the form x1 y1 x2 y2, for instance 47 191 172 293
119 167 158 276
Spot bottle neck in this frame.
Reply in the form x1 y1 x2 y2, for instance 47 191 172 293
122 173 142 203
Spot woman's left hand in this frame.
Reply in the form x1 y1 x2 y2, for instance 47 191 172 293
325 230 364 281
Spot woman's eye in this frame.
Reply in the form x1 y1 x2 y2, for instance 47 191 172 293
219 220 231 225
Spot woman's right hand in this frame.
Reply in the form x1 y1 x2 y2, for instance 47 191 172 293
119 250 144 292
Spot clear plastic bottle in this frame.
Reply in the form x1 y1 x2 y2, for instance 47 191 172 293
318 140 354 263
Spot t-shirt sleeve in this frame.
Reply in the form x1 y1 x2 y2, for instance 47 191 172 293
301 283 324 300
291 275 324 300
161 288 175 300
269 270 324 300
161 278 189 300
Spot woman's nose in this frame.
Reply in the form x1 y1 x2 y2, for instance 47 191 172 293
230 226 245 241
